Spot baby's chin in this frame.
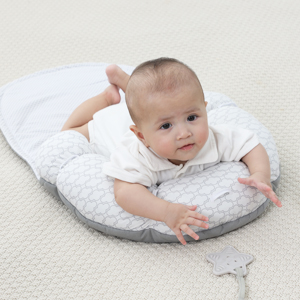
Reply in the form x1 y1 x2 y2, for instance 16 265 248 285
168 158 188 166
169 151 202 165
167 156 191 166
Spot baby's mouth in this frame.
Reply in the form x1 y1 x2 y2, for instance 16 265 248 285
179 143 194 151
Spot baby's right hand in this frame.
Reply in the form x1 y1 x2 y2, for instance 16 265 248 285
163 203 209 245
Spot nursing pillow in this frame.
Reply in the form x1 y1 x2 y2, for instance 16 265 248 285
0 63 280 243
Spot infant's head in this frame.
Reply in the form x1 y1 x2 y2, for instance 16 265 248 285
126 58 209 165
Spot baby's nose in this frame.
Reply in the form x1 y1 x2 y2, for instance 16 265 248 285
177 126 192 140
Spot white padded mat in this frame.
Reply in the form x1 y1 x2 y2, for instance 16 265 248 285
1 1 300 299
0 63 134 179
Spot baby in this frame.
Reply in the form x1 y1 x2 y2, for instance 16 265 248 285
61 58 281 245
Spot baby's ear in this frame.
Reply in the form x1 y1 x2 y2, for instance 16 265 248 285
205 101 208 107
129 125 149 147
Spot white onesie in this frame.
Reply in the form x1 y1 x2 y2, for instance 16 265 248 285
88 102 260 187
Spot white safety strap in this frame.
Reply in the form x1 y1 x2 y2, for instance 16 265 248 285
235 267 246 300
210 188 230 201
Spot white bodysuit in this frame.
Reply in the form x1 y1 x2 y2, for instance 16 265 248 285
88 102 260 187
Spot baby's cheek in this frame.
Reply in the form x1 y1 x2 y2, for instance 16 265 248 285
154 138 174 157
196 126 209 144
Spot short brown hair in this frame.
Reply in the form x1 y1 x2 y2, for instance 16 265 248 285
125 57 203 126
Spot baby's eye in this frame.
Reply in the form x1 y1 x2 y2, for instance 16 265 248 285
160 123 172 130
187 115 197 122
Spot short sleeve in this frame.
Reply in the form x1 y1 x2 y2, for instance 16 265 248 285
102 144 157 187
211 125 260 162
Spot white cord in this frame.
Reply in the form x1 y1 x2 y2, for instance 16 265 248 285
235 267 246 300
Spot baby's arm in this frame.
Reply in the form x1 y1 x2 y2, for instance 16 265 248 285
114 179 209 245
239 143 282 207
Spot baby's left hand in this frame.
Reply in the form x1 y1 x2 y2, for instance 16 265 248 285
238 172 282 207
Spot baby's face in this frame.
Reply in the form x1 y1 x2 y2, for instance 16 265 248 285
132 83 209 165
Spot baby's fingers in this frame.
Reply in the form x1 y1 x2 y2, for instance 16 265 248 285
238 177 256 187
187 217 209 229
186 205 197 211
186 206 209 222
174 228 187 245
257 183 282 207
179 224 199 242
239 178 282 208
